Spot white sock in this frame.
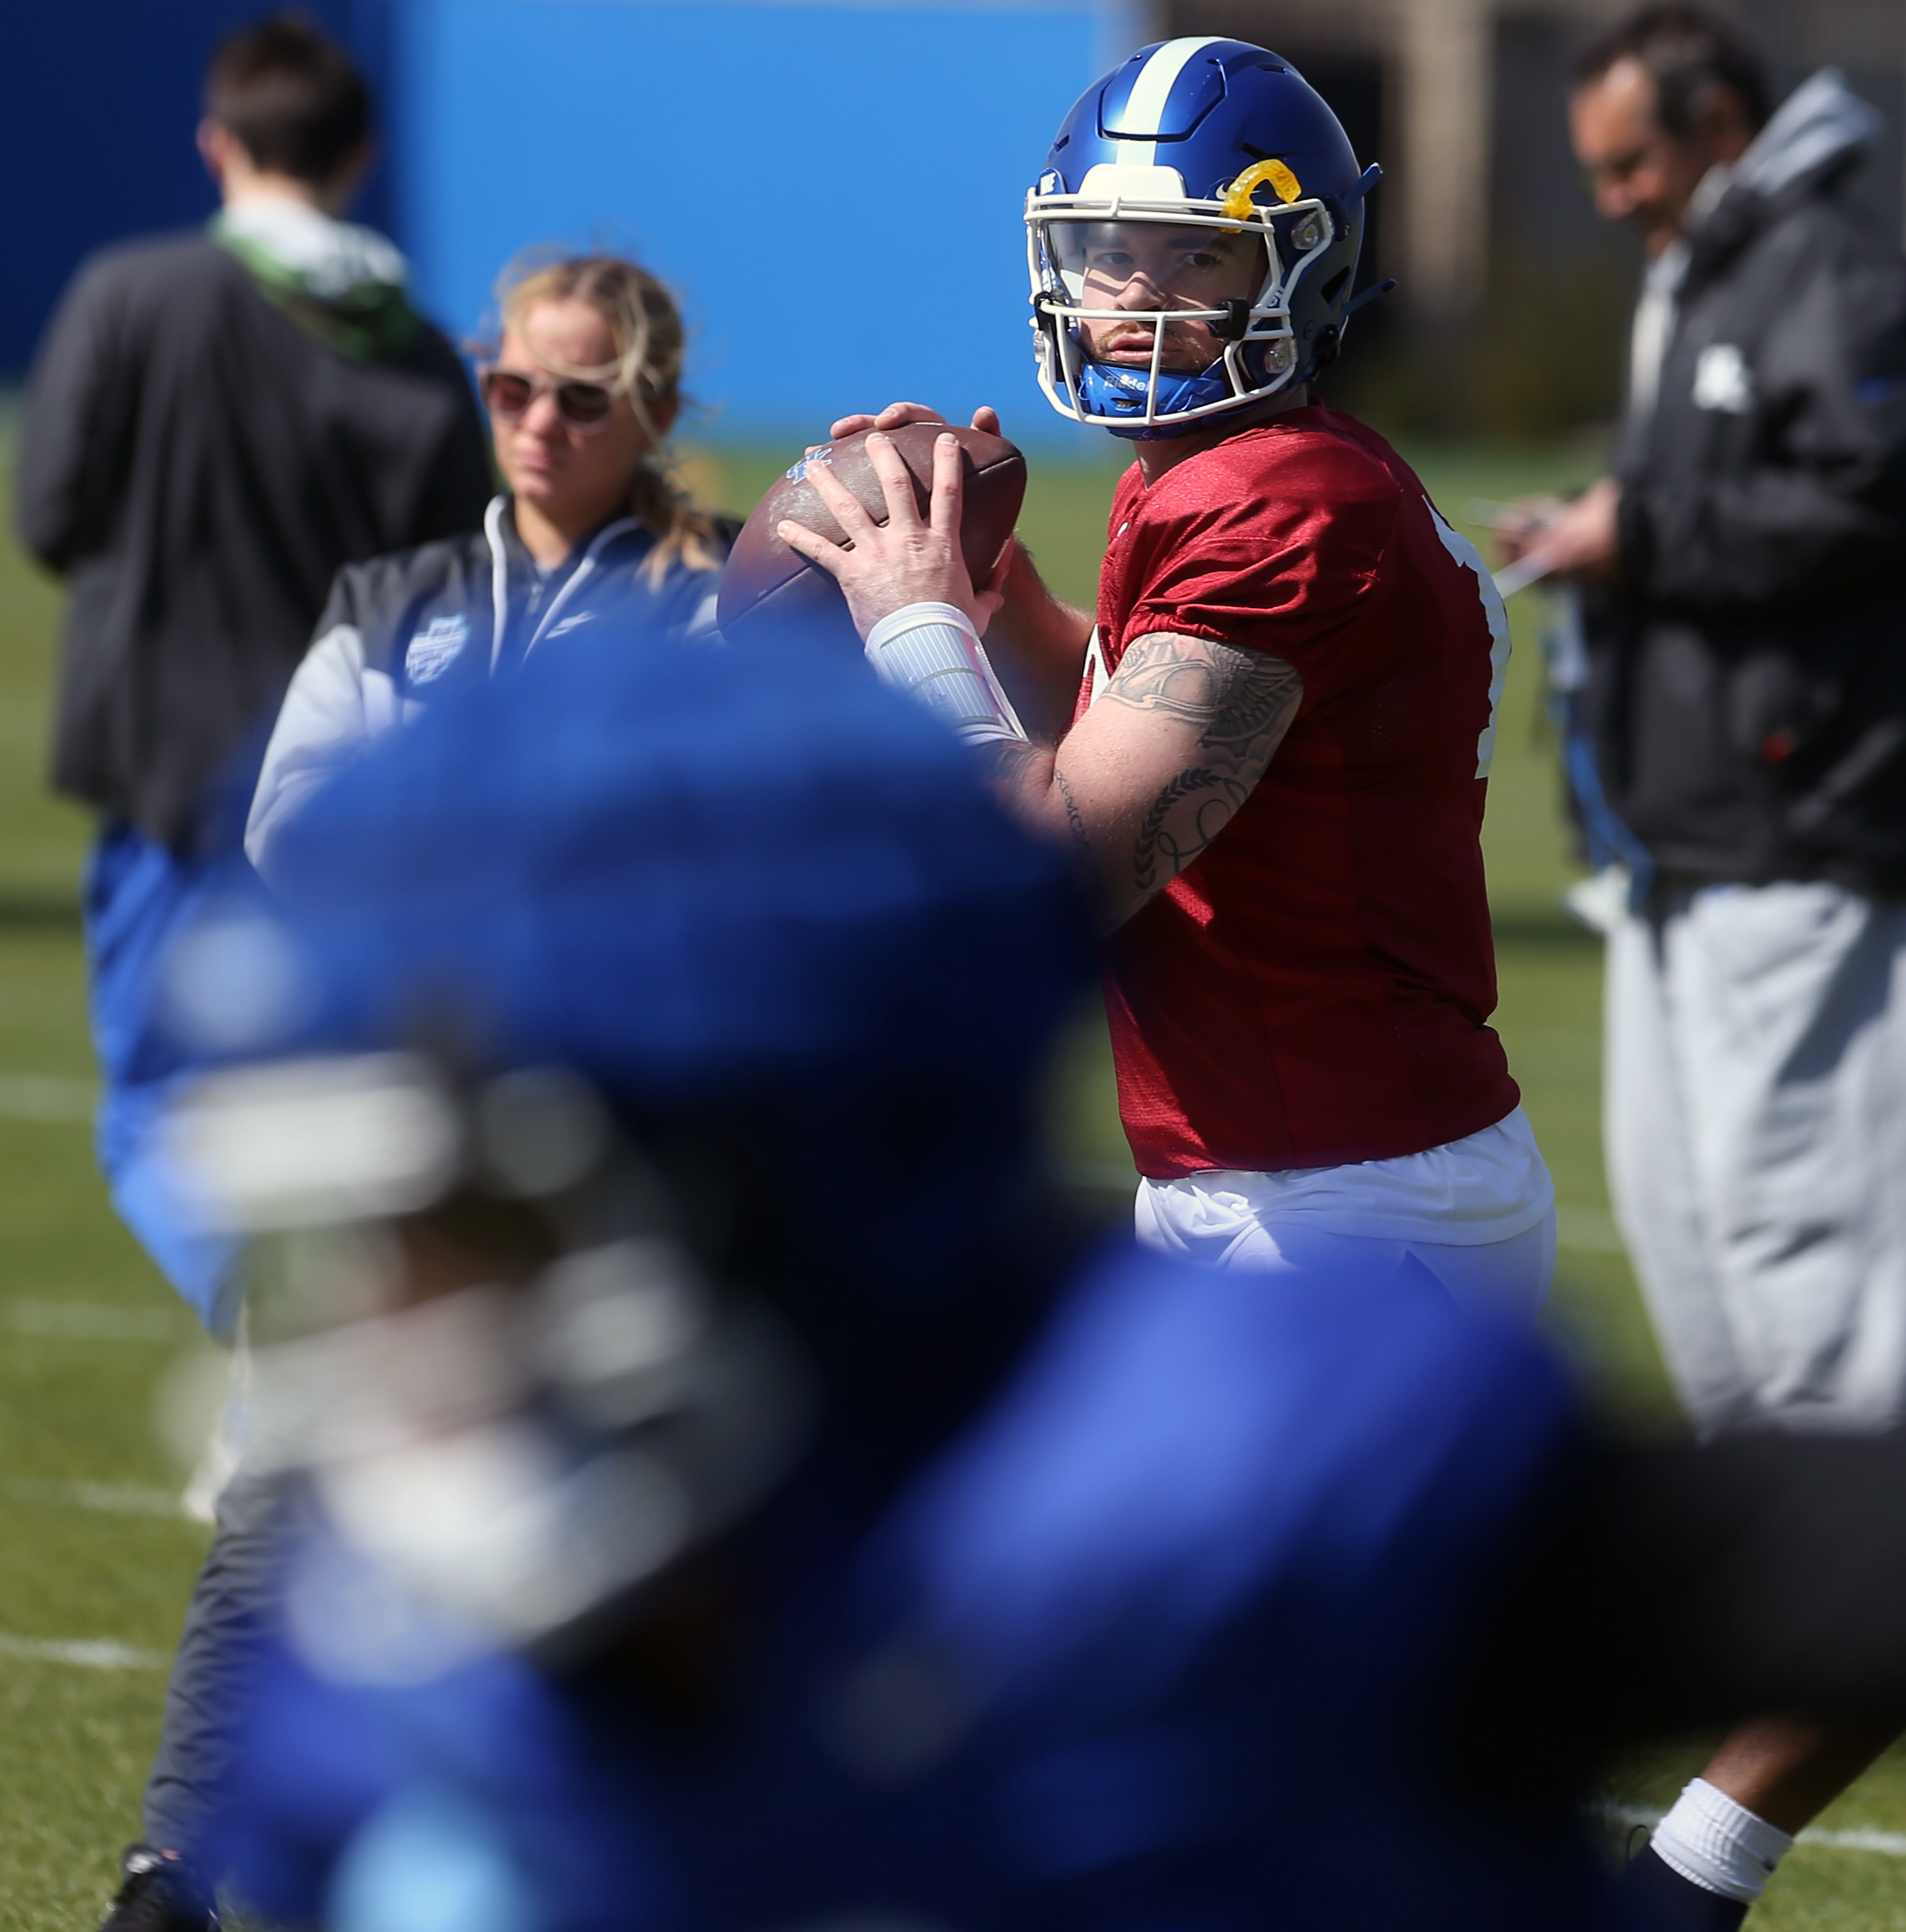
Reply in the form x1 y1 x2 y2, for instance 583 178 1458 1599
1650 1777 1795 1903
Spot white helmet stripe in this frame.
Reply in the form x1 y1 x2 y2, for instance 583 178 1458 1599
1112 36 1226 168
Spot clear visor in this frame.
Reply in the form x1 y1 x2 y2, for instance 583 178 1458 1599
1044 216 1275 315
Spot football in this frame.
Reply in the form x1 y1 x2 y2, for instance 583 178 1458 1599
716 423 1027 648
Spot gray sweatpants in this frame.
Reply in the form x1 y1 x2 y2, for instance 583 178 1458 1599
1606 880 1906 1435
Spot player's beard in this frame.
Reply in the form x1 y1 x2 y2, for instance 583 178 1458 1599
1085 317 1219 376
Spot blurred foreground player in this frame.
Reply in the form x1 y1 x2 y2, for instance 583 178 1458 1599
143 629 1906 1932
117 245 737 1931
15 13 490 1327
785 40 1553 1308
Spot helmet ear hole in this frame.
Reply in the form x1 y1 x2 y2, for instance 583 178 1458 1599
1319 266 1352 308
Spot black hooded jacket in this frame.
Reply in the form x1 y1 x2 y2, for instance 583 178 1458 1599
15 232 492 850
1584 75 1906 894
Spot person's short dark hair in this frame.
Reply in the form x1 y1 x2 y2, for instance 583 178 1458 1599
1572 4 1771 138
204 12 372 185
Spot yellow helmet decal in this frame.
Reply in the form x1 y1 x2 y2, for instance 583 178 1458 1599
1221 158 1303 221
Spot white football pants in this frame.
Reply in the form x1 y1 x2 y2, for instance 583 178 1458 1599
1133 1183 1557 1328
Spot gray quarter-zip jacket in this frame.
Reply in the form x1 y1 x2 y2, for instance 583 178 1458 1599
246 496 731 879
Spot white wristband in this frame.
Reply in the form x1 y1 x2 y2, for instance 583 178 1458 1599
863 602 1028 749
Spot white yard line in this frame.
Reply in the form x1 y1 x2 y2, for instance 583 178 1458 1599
0 1632 168 1670
1807 1828 1906 1855
1603 1801 1906 1859
6 1299 187 1343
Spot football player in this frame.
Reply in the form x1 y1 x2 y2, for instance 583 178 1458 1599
781 38 1555 1307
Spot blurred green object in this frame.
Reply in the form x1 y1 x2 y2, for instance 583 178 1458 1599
5 431 1906 1930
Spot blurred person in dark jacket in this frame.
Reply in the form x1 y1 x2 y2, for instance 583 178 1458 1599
1496 7 1906 1924
14 11 490 1330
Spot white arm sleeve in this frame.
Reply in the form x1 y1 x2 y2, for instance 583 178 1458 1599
862 602 1027 749
246 624 387 883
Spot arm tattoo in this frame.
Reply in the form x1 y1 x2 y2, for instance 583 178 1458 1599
1132 767 1220 892
986 737 1090 865
1109 635 1303 895
1054 764 1091 862
1098 638 1230 722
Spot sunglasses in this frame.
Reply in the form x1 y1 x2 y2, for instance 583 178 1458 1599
480 367 620 434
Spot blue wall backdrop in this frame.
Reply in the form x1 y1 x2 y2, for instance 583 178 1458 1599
390 0 1125 443
7 0 1137 445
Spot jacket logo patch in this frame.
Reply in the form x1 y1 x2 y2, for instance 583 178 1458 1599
1692 343 1755 415
404 614 469 685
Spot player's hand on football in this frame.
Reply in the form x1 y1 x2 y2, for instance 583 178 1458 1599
824 402 1003 442
778 430 1003 639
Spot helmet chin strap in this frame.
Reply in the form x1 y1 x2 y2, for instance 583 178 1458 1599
1074 355 1289 443
1074 361 1230 440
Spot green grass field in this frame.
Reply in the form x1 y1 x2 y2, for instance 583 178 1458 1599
2 433 1904 1928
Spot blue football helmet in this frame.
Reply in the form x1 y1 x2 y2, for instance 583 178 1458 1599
1026 38 1379 439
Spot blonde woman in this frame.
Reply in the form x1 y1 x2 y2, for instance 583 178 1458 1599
246 251 732 878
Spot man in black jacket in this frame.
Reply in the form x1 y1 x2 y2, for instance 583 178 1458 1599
1498 8 1906 1926
15 13 491 1331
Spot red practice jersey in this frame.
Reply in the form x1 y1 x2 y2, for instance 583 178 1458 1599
1082 405 1520 1177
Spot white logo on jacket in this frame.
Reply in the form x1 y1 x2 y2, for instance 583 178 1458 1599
404 614 470 685
1692 343 1755 415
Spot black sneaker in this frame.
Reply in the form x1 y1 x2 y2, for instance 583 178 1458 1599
97 1845 217 1932
1612 1843 1750 1929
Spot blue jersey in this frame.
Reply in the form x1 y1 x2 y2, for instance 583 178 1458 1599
212 1242 1616 1932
